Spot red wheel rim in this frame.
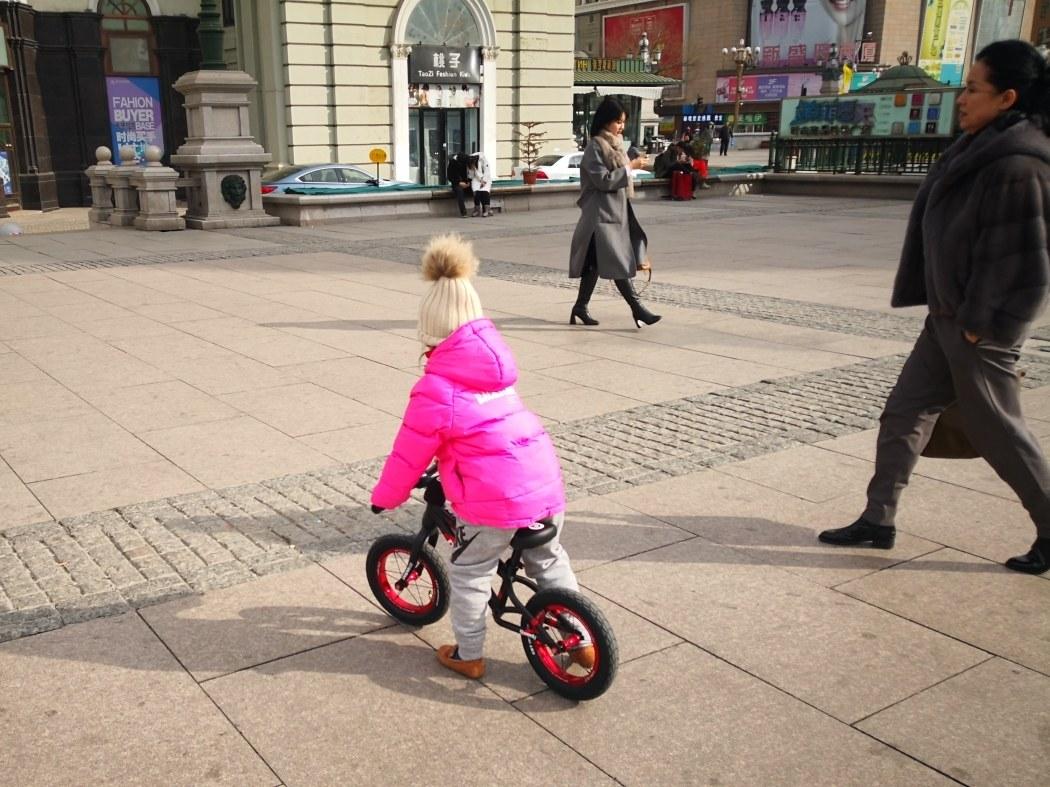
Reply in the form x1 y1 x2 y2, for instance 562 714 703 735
375 548 438 615
525 602 597 686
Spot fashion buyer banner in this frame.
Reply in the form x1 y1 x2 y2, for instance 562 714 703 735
918 0 976 85
750 0 867 68
105 76 164 164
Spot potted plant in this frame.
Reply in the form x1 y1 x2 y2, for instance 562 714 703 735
516 121 547 185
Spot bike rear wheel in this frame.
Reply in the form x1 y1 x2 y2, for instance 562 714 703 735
366 534 449 626
521 588 618 701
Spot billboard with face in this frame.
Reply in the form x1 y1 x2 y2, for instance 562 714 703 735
750 0 867 68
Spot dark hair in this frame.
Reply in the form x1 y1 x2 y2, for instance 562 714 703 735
590 97 628 138
976 39 1050 132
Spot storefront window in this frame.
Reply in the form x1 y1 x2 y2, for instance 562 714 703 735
406 0 482 46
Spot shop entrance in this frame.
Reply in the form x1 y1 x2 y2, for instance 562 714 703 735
409 107 480 186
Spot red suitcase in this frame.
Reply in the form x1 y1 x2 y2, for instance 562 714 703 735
670 170 693 200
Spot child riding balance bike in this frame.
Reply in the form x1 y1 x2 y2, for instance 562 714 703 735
367 234 618 700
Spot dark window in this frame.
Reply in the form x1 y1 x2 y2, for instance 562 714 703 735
299 168 341 184
339 168 373 184
99 0 156 75
222 0 235 27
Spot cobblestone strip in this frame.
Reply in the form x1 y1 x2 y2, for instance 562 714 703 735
3 350 1050 642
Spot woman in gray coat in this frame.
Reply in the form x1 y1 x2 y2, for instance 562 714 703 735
819 40 1050 574
569 98 660 328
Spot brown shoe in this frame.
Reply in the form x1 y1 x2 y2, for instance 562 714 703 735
570 644 595 671
436 644 485 679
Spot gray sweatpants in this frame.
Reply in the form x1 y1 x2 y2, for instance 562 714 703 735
449 512 578 661
863 315 1050 537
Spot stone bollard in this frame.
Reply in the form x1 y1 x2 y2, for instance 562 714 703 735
130 146 185 231
85 146 114 226
105 146 140 227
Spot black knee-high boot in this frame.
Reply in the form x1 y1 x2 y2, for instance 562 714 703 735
571 264 600 325
614 278 661 327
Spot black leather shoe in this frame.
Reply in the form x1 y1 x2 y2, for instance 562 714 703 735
818 517 896 549
1005 538 1050 574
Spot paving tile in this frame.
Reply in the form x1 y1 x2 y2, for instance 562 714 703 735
579 536 985 723
298 417 401 464
0 351 47 384
155 353 298 395
857 658 1049 787
0 413 163 483
0 459 51 529
82 380 240 433
542 357 721 403
139 416 336 488
523 385 642 423
604 470 940 588
518 643 950 786
141 564 392 681
29 459 205 520
220 382 390 437
837 548 1050 672
131 300 228 323
717 444 878 503
204 626 613 785
0 613 276 786
288 356 420 417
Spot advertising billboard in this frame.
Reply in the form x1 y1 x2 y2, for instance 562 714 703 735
918 0 975 85
716 72 824 102
972 0 1026 55
105 76 164 164
603 4 686 83
780 90 957 137
750 0 868 68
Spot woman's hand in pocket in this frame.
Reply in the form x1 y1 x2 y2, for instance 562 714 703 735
964 330 981 344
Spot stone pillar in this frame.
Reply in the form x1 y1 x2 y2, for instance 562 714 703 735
170 69 279 230
130 146 185 231
85 146 114 226
390 44 412 183
481 46 500 176
105 146 140 227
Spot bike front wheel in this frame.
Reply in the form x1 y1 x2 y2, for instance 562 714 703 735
366 534 449 626
521 588 618 701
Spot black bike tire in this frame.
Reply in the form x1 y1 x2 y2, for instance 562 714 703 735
365 534 450 626
522 588 619 701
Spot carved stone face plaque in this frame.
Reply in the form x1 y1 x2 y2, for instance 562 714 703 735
221 174 248 209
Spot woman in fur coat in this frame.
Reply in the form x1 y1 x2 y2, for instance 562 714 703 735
819 40 1050 575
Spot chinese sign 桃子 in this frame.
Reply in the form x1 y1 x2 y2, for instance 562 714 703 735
105 76 164 164
408 46 482 85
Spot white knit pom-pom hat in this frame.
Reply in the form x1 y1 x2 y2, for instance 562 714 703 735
418 233 483 346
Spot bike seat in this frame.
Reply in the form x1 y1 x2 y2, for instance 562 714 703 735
510 518 557 550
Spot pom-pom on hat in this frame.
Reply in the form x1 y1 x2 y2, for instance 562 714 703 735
418 233 484 346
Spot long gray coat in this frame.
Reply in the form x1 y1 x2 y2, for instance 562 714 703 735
892 116 1050 346
568 141 647 280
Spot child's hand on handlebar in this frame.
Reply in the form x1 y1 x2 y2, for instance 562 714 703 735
371 504 385 514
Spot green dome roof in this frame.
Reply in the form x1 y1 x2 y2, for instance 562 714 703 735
854 64 948 93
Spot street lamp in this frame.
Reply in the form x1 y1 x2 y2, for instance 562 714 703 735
721 38 757 132
638 32 663 72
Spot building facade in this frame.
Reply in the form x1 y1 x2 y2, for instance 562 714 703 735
0 0 575 210
575 0 1040 139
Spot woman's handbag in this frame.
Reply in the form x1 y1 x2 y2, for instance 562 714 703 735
922 403 978 459
921 368 1025 459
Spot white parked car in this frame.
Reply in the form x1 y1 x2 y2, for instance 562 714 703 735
513 150 653 181
512 152 583 181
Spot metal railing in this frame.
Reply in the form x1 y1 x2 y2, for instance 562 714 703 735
768 134 955 175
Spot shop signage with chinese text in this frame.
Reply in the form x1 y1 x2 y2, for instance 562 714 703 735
409 46 482 85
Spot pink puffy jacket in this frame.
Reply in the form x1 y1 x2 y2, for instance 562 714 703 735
371 318 566 527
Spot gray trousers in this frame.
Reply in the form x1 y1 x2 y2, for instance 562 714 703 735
449 513 578 661
863 315 1050 538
